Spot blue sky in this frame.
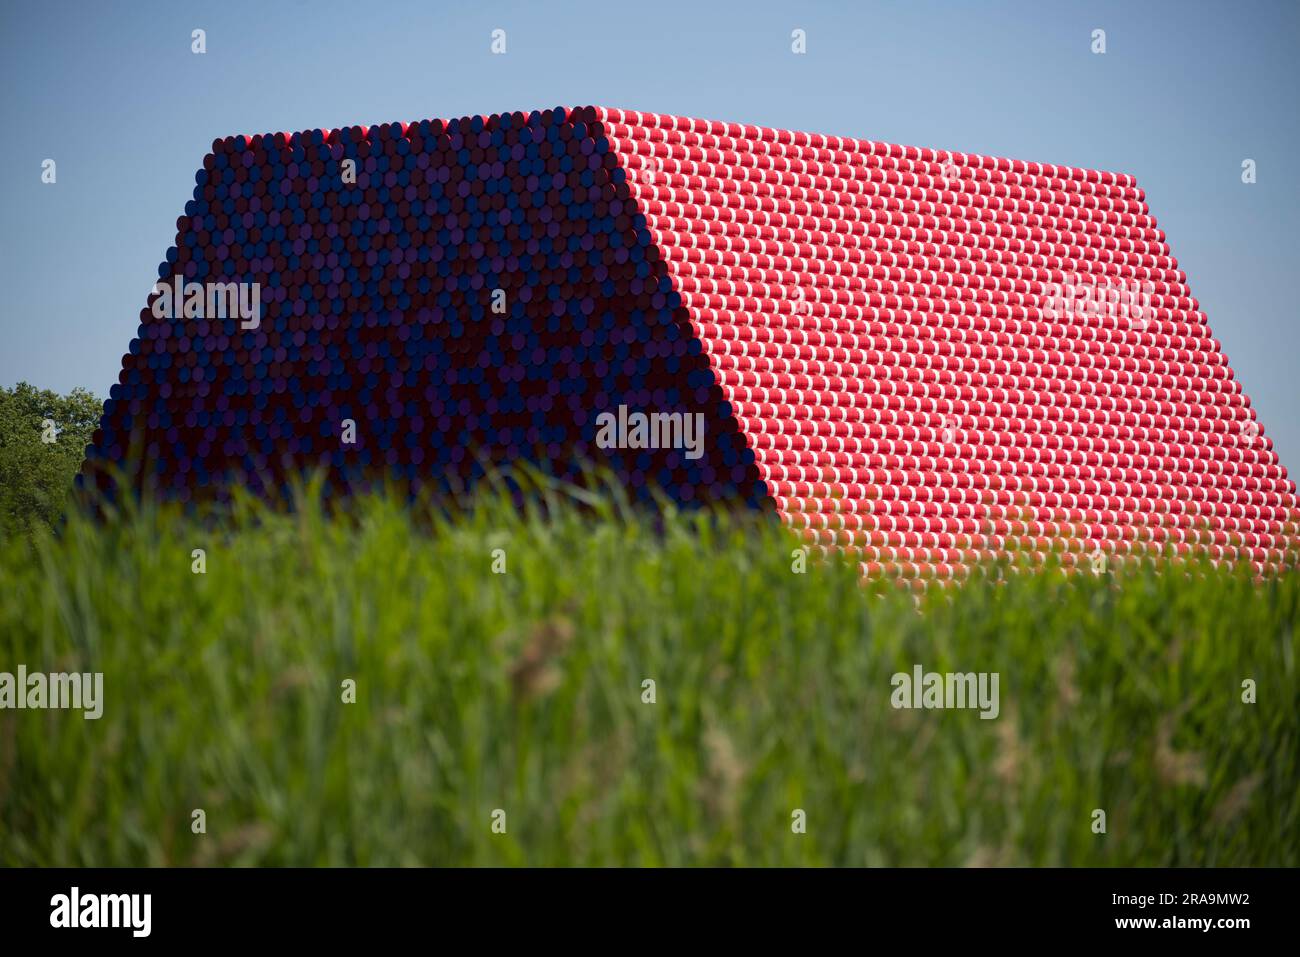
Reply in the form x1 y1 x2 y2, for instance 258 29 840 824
2 0 1297 468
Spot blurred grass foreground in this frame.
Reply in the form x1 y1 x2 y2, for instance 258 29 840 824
1 470 1297 866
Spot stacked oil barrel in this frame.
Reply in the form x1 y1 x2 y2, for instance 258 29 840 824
83 107 765 511
83 106 1299 578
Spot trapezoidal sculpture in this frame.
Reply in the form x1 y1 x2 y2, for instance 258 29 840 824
82 106 1299 578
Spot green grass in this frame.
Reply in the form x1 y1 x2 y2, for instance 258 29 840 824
1 472 1297 866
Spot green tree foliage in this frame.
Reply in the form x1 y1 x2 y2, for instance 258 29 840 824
0 382 102 539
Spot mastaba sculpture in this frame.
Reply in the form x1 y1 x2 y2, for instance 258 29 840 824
83 106 1299 579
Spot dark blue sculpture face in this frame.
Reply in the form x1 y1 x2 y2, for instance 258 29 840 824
83 108 765 509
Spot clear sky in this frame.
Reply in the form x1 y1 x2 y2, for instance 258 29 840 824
2 0 1297 469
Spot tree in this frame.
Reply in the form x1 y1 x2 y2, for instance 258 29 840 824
0 383 102 540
